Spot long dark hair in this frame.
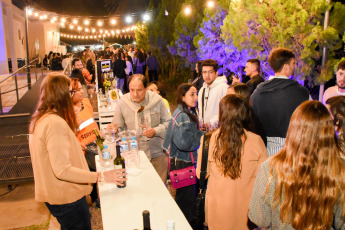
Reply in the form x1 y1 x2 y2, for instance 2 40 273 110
176 83 199 125
29 73 78 134
214 94 251 179
326 96 345 140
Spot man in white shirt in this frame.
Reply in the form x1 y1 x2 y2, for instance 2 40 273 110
323 60 345 103
198 59 228 130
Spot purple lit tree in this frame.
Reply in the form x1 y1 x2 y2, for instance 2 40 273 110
194 5 255 76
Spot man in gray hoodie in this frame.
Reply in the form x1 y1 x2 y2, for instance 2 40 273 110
109 74 171 182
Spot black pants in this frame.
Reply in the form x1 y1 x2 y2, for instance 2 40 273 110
170 159 198 225
148 70 158 82
45 197 91 230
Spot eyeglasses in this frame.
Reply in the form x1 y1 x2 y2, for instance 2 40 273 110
202 70 215 75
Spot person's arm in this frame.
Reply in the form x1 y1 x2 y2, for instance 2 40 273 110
248 161 272 228
333 201 345 230
152 100 171 138
196 135 204 179
46 119 98 184
172 114 204 152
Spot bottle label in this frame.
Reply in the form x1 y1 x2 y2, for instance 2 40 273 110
114 165 123 170
130 142 138 150
102 151 111 159
120 144 129 152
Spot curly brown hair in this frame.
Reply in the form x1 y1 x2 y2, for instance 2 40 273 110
213 94 251 179
268 100 345 230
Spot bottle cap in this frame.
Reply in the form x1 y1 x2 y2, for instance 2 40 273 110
131 136 136 140
121 137 126 141
103 145 108 149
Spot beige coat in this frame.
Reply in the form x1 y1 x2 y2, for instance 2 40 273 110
29 113 97 205
196 129 267 230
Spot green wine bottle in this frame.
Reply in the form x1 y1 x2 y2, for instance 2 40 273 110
94 128 105 151
114 143 126 188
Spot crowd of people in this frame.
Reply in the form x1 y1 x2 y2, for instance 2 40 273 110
28 46 345 230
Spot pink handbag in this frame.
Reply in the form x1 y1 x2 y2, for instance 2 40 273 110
168 112 197 189
169 153 197 189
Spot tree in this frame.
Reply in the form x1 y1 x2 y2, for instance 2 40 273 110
168 0 204 68
221 0 345 82
194 0 254 76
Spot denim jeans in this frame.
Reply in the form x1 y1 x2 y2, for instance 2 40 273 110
45 196 91 230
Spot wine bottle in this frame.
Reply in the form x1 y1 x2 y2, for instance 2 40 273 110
94 128 105 151
114 143 126 188
142 210 151 230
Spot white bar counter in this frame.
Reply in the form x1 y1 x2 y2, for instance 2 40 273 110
96 151 192 230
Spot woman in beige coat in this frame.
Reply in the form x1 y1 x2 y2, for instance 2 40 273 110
196 94 267 230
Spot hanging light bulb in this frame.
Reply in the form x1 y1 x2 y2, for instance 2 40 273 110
143 14 150 22
184 7 191 15
97 21 103 26
125 16 132 23
85 28 89 32
61 18 66 22
73 19 78 24
84 19 89 25
69 25 74 29
207 1 215 8
27 9 33 16
60 22 65 27
92 28 96 33
34 12 39 17
111 19 116 25
77 26 82 31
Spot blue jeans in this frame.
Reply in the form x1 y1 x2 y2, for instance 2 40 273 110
45 197 91 230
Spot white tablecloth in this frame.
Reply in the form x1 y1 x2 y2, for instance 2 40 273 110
96 151 192 230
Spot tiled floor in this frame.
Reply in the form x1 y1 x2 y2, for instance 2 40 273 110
0 69 50 113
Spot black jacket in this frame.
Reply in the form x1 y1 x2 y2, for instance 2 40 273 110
247 75 265 94
250 78 309 138
113 59 127 79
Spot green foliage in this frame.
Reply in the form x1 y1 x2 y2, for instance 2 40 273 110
221 0 344 82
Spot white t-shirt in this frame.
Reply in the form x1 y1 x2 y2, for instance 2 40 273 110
323 86 345 103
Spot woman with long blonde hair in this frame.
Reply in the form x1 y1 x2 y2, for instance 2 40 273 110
29 73 126 229
249 100 345 229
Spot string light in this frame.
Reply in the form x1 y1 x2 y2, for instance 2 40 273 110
184 7 191 15
61 18 66 22
34 12 39 17
125 16 132 23
97 21 103 26
61 22 65 27
43 15 47 19
85 28 89 32
84 19 89 25
207 1 215 8
143 14 150 22
73 19 78 24
111 19 116 25
69 25 74 29
92 28 96 33
27 9 33 15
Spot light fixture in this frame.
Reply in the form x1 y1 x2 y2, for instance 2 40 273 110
39 15 43 20
60 22 65 27
125 16 132 23
84 19 89 25
43 15 47 19
52 17 57 21
143 14 150 22
34 12 39 17
73 19 78 24
27 9 33 15
100 29 103 33
111 19 116 25
85 28 89 32
61 18 66 22
92 28 96 33
50 19 54 23
207 1 215 8
97 21 103 26
77 26 82 31
69 25 74 29
184 7 191 15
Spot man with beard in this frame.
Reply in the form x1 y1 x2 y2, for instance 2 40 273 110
323 60 345 103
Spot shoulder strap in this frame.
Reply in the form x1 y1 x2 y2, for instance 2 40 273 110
201 88 205 123
199 132 212 189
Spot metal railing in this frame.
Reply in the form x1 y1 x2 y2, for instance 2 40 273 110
0 58 44 114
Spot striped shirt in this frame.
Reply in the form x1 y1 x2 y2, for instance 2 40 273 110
266 137 285 157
